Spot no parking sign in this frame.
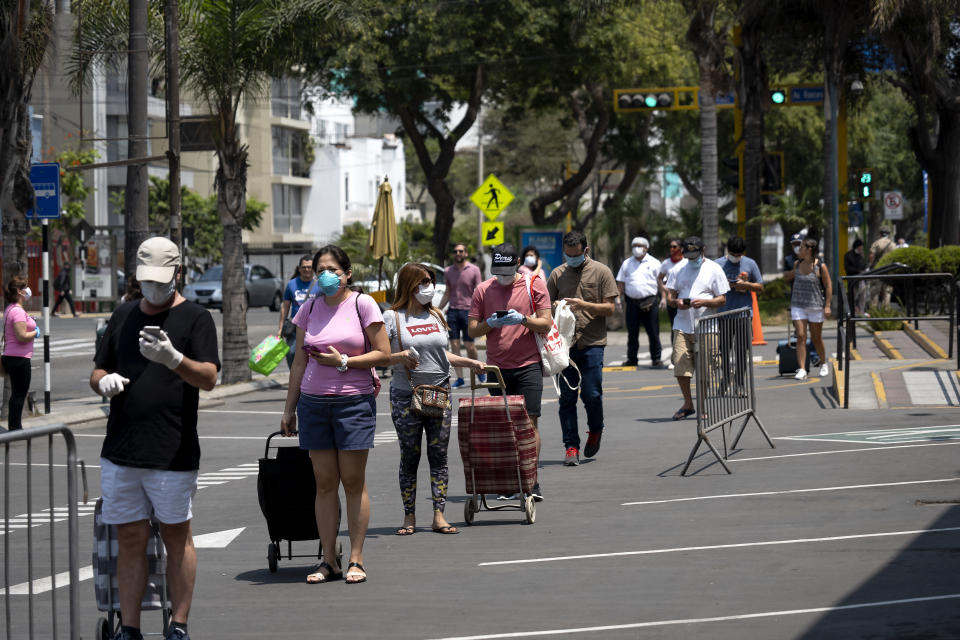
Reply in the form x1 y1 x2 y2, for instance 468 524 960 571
883 191 903 220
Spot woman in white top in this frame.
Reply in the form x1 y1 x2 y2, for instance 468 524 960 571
383 264 484 536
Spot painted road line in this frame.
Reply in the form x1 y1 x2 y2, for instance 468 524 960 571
430 593 960 639
730 441 960 462
904 324 948 359
778 425 960 444
477 526 960 567
871 371 888 408
778 424 960 438
621 478 960 506
874 332 903 359
0 566 95 596
903 370 960 406
0 501 97 536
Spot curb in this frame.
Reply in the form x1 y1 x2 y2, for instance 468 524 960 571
831 357 843 404
902 322 948 359
873 331 903 360
18 373 291 431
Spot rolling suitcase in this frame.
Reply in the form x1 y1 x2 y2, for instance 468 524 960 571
458 366 538 525
777 322 817 376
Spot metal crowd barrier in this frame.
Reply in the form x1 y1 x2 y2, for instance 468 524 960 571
836 272 956 409
681 307 774 475
2 425 88 640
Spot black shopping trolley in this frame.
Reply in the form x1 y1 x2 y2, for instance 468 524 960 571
258 431 342 572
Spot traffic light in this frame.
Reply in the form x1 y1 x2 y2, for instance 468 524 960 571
859 170 873 198
616 91 673 111
722 156 741 190
761 152 784 193
770 89 787 105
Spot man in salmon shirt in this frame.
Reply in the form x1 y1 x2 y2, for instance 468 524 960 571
468 243 553 501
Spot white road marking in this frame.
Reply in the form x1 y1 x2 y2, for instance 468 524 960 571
429 593 960 639
193 527 245 548
621 478 960 506
0 501 97 536
730 441 960 462
478 526 960 566
776 423 960 438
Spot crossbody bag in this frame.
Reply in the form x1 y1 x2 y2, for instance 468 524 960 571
396 310 450 418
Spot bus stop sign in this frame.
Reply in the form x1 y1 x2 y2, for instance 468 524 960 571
27 162 61 219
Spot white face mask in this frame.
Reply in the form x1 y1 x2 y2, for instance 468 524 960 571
632 246 645 259
415 284 435 304
496 274 515 287
141 279 177 306
728 255 741 263
21 287 32 301
793 245 800 255
524 255 537 268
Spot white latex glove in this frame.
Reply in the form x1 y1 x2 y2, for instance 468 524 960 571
98 373 131 398
139 329 184 369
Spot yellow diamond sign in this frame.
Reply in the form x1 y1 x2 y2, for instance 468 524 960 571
471 174 514 221
481 221 505 246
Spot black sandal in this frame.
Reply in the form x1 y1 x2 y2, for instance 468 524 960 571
672 408 695 421
344 561 367 584
306 561 342 584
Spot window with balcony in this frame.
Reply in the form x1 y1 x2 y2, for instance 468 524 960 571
272 184 303 234
272 126 312 177
271 77 301 119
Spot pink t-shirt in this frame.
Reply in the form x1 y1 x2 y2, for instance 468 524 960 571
3 304 36 358
292 291 383 395
469 276 550 370
444 262 483 310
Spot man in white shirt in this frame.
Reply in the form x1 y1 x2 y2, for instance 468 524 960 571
657 238 686 368
665 237 729 421
616 237 663 367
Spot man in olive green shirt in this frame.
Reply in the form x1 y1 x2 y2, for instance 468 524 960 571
546 231 618 466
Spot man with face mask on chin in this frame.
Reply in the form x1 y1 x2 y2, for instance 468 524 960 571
665 237 729 421
468 243 553 500
89 237 220 640
547 231 618 466
616 236 663 368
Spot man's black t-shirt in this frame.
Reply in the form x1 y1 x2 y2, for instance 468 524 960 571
94 299 220 470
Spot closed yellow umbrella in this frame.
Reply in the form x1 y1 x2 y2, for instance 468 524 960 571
368 177 399 302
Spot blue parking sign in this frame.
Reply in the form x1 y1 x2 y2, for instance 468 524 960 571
27 162 61 219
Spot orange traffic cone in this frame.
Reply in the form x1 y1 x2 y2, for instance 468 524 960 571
750 291 767 345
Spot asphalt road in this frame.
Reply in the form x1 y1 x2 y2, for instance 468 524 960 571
4 349 960 639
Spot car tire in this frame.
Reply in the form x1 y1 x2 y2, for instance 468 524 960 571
269 291 282 312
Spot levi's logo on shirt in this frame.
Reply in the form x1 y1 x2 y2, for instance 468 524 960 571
407 323 440 336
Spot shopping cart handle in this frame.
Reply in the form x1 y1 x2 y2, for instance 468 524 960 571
471 365 506 390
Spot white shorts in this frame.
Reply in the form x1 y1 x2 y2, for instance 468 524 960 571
791 307 825 323
100 458 198 525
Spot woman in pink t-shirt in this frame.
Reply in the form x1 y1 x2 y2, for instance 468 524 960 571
280 245 390 585
2 275 39 431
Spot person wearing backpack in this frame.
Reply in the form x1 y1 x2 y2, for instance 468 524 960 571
784 237 832 380
547 231 618 466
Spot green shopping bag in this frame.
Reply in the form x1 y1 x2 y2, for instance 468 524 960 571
249 334 290 375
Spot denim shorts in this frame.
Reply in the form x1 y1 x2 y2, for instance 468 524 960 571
297 392 377 451
446 308 474 343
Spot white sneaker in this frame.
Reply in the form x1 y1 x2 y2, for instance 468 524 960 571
819 363 829 377
794 368 808 381
668 363 675 370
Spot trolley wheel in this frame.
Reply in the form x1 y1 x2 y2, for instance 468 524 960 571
523 496 536 524
464 496 476 525
97 616 112 640
267 542 279 573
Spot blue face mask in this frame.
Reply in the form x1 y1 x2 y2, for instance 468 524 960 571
691 256 704 268
318 270 342 296
565 253 586 268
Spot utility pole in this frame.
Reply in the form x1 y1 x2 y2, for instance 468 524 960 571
125 0 150 279
164 0 182 280
476 105 484 275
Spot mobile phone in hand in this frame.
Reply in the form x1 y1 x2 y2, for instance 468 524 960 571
495 310 509 318
682 298 691 306
142 326 163 341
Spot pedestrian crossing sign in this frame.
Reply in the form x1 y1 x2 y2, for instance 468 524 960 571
481 221 505 246
471 174 513 220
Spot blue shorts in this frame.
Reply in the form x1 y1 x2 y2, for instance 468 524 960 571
447 308 474 343
296 393 377 451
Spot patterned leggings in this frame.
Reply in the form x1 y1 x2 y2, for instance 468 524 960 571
390 387 452 516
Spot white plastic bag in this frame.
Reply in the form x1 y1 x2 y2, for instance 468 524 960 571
524 275 580 394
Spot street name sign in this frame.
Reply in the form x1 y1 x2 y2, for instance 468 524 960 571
471 174 513 221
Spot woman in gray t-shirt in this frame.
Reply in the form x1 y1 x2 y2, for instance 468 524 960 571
384 264 484 536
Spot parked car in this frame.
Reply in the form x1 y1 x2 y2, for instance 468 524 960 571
183 264 283 311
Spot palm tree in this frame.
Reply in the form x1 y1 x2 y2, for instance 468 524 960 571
71 0 351 383
0 0 54 279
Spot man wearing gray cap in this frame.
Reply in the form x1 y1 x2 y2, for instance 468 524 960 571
90 236 220 640
616 236 663 367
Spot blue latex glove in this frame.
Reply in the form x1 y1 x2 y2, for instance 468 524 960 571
33 324 41 337
501 309 525 326
486 313 507 329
